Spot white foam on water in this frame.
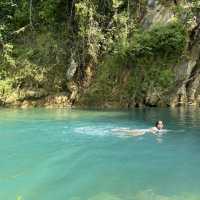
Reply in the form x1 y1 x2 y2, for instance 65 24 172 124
74 126 111 136
73 126 136 138
72 125 173 138
73 125 137 138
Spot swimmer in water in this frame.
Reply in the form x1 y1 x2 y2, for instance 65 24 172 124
112 120 164 136
149 120 164 134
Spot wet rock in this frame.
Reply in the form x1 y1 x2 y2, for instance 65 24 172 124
2 92 71 108
67 81 79 104
42 93 70 108
18 89 48 100
145 90 160 106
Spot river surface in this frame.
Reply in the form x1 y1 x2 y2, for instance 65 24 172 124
0 108 200 200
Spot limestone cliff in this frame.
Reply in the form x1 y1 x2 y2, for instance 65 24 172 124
141 0 200 107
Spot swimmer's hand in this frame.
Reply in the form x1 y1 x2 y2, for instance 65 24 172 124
148 127 164 136
149 127 158 135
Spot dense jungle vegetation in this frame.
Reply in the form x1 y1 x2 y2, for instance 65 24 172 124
0 0 200 107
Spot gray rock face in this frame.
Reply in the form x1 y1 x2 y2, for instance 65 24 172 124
169 42 200 106
67 81 78 103
145 89 160 106
175 45 200 82
148 0 157 8
18 89 48 100
141 1 200 107
142 2 175 29
66 56 78 81
187 74 200 104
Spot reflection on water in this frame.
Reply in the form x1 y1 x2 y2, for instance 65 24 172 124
0 108 200 200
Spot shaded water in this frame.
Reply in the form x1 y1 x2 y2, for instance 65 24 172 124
0 108 200 200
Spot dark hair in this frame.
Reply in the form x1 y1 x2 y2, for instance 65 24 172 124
155 120 162 127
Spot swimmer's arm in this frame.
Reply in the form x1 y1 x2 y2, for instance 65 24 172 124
112 128 129 132
112 128 145 136
149 127 157 133
149 127 160 136
127 131 146 136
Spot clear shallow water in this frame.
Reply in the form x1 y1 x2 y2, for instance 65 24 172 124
0 108 200 200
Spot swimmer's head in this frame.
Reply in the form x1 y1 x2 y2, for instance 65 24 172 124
155 120 164 130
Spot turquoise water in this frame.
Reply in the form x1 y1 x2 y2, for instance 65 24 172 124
0 108 200 200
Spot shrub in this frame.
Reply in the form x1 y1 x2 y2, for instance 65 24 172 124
128 22 187 63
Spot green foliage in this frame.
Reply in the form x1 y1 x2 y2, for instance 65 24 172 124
0 28 69 97
174 0 200 30
75 1 104 63
129 22 187 62
0 79 13 97
0 43 16 80
0 0 198 107
82 22 186 106
74 0 137 65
